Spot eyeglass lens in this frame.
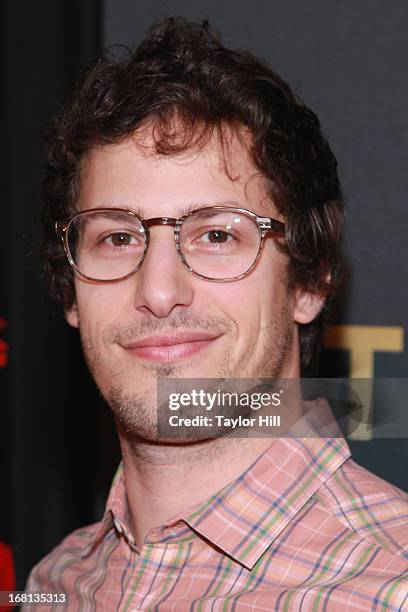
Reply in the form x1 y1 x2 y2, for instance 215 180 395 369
67 209 262 281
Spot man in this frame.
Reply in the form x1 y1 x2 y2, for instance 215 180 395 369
26 18 407 610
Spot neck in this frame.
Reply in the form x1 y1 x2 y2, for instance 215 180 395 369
116 377 304 550
118 432 275 549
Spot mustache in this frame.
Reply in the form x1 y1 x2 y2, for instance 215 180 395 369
104 310 232 345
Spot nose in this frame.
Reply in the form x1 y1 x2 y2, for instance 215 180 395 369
133 227 195 318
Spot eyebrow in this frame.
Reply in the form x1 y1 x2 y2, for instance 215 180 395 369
96 201 245 218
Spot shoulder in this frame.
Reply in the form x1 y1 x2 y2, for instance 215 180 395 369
26 521 104 591
316 457 408 559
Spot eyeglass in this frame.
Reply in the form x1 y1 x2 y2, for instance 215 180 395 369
55 206 286 283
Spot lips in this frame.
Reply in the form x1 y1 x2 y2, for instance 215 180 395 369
122 332 221 362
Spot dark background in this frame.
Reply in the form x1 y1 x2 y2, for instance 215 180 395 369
1 0 407 590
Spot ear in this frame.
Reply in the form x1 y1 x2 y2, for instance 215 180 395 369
294 289 326 325
65 302 79 328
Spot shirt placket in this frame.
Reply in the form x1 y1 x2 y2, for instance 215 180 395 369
117 523 190 611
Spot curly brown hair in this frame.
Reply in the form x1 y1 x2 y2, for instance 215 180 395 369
41 17 346 375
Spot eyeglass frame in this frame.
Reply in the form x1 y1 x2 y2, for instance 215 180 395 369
55 205 286 283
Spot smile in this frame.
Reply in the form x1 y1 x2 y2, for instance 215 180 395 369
122 332 221 362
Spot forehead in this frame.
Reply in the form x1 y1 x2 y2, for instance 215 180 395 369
78 127 274 217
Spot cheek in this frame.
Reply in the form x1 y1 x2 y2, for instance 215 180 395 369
209 281 268 336
75 285 117 342
75 287 125 381
76 282 124 318
257 247 293 309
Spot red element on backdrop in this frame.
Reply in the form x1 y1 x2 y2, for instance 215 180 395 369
0 317 8 368
0 542 15 611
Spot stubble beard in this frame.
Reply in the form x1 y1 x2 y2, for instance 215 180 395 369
80 308 293 443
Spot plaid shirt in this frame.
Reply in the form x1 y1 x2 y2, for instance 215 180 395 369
26 402 408 611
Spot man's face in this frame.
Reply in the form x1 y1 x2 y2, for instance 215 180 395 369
66 128 320 439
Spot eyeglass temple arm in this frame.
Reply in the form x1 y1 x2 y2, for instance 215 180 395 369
257 217 285 234
55 221 68 237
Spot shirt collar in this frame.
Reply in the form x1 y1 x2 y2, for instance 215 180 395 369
95 399 351 569
92 462 132 547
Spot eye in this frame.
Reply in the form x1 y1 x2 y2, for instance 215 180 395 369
103 232 137 247
200 229 234 244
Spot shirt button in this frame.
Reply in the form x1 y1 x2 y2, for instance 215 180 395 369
113 518 123 534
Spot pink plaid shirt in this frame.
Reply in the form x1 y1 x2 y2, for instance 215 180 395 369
26 402 408 610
